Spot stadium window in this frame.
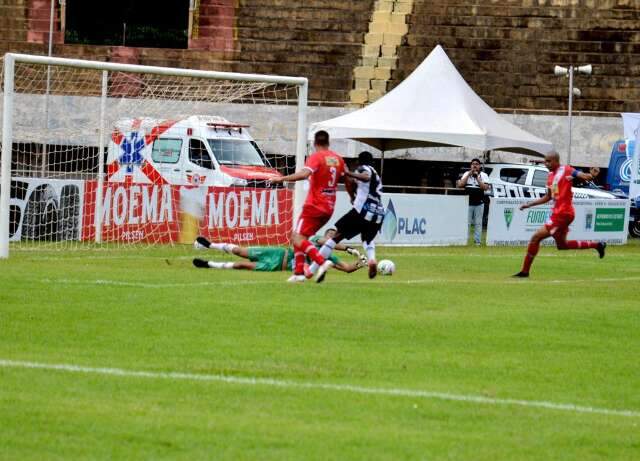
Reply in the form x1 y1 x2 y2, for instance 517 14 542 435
532 170 549 188
64 0 188 49
152 138 182 164
500 168 528 185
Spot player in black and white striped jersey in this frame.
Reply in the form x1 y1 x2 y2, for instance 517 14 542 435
308 151 385 282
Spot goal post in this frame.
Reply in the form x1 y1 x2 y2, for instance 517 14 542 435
0 53 14 259
0 53 309 258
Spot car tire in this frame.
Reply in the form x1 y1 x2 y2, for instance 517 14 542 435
23 184 61 241
629 220 640 238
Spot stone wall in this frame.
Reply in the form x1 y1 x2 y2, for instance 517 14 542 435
0 0 374 104
394 0 640 113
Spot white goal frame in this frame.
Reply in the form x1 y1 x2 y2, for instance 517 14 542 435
0 53 308 258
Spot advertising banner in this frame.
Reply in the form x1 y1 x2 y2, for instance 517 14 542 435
10 180 468 246
81 181 292 245
320 193 469 246
9 178 85 242
632 121 640 205
487 198 630 246
621 113 640 204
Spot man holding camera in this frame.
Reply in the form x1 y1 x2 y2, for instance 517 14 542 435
457 158 490 245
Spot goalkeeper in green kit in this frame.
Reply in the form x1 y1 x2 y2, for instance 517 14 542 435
192 228 366 273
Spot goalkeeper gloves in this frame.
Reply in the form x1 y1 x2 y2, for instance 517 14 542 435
346 247 362 258
355 254 368 269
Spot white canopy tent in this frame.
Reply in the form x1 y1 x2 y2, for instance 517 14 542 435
309 45 553 160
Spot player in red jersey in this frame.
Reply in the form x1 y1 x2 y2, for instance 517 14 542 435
270 130 346 282
514 151 606 277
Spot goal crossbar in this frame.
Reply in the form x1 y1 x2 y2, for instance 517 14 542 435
0 53 309 258
3 53 309 86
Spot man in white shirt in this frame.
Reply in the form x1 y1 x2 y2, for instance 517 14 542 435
457 158 490 245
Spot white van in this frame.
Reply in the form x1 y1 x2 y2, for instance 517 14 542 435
106 115 282 187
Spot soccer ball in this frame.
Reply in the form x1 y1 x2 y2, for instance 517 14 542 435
377 259 395 275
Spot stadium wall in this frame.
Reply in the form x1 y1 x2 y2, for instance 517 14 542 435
0 94 624 167
0 0 638 166
393 0 640 114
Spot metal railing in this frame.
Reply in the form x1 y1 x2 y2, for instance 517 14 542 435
382 184 464 195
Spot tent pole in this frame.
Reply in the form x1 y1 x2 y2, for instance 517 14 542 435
380 150 385 179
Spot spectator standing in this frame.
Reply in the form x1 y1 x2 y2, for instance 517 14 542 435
457 158 489 245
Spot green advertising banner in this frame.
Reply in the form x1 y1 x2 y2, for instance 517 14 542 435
594 208 626 232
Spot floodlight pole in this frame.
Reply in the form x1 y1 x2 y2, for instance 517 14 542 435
567 65 574 165
555 64 591 165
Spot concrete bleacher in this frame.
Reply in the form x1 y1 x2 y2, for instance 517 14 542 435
0 0 638 112
393 0 640 113
234 0 373 102
0 0 373 104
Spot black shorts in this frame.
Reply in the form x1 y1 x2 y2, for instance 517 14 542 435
335 208 382 244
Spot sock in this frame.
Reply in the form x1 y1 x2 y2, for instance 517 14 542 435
207 261 234 269
209 242 237 253
319 239 336 258
521 241 540 273
565 240 599 250
309 239 336 274
293 248 305 275
363 242 376 261
300 240 325 265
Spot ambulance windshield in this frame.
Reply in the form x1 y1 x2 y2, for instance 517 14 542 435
208 139 266 167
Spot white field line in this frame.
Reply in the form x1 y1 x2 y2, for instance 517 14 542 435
38 276 640 288
0 359 638 418
21 252 638 262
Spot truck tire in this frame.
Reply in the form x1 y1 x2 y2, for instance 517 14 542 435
59 185 81 241
23 184 61 241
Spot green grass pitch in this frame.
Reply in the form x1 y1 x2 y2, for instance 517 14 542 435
1 242 639 460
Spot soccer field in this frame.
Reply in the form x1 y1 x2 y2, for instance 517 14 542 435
1 242 639 460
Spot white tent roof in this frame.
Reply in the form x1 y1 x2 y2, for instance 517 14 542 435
309 45 553 156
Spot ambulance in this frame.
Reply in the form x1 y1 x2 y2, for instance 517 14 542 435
106 115 282 187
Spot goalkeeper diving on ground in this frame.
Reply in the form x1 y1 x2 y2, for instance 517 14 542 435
192 228 367 273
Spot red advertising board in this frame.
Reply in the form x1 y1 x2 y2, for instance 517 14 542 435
82 181 293 245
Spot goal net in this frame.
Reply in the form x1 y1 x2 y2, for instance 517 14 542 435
0 54 308 257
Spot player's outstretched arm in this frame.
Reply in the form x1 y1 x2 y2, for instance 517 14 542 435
270 168 311 184
520 192 552 210
568 167 600 182
334 260 364 273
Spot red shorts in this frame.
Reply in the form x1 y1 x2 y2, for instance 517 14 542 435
545 212 574 237
295 206 332 237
